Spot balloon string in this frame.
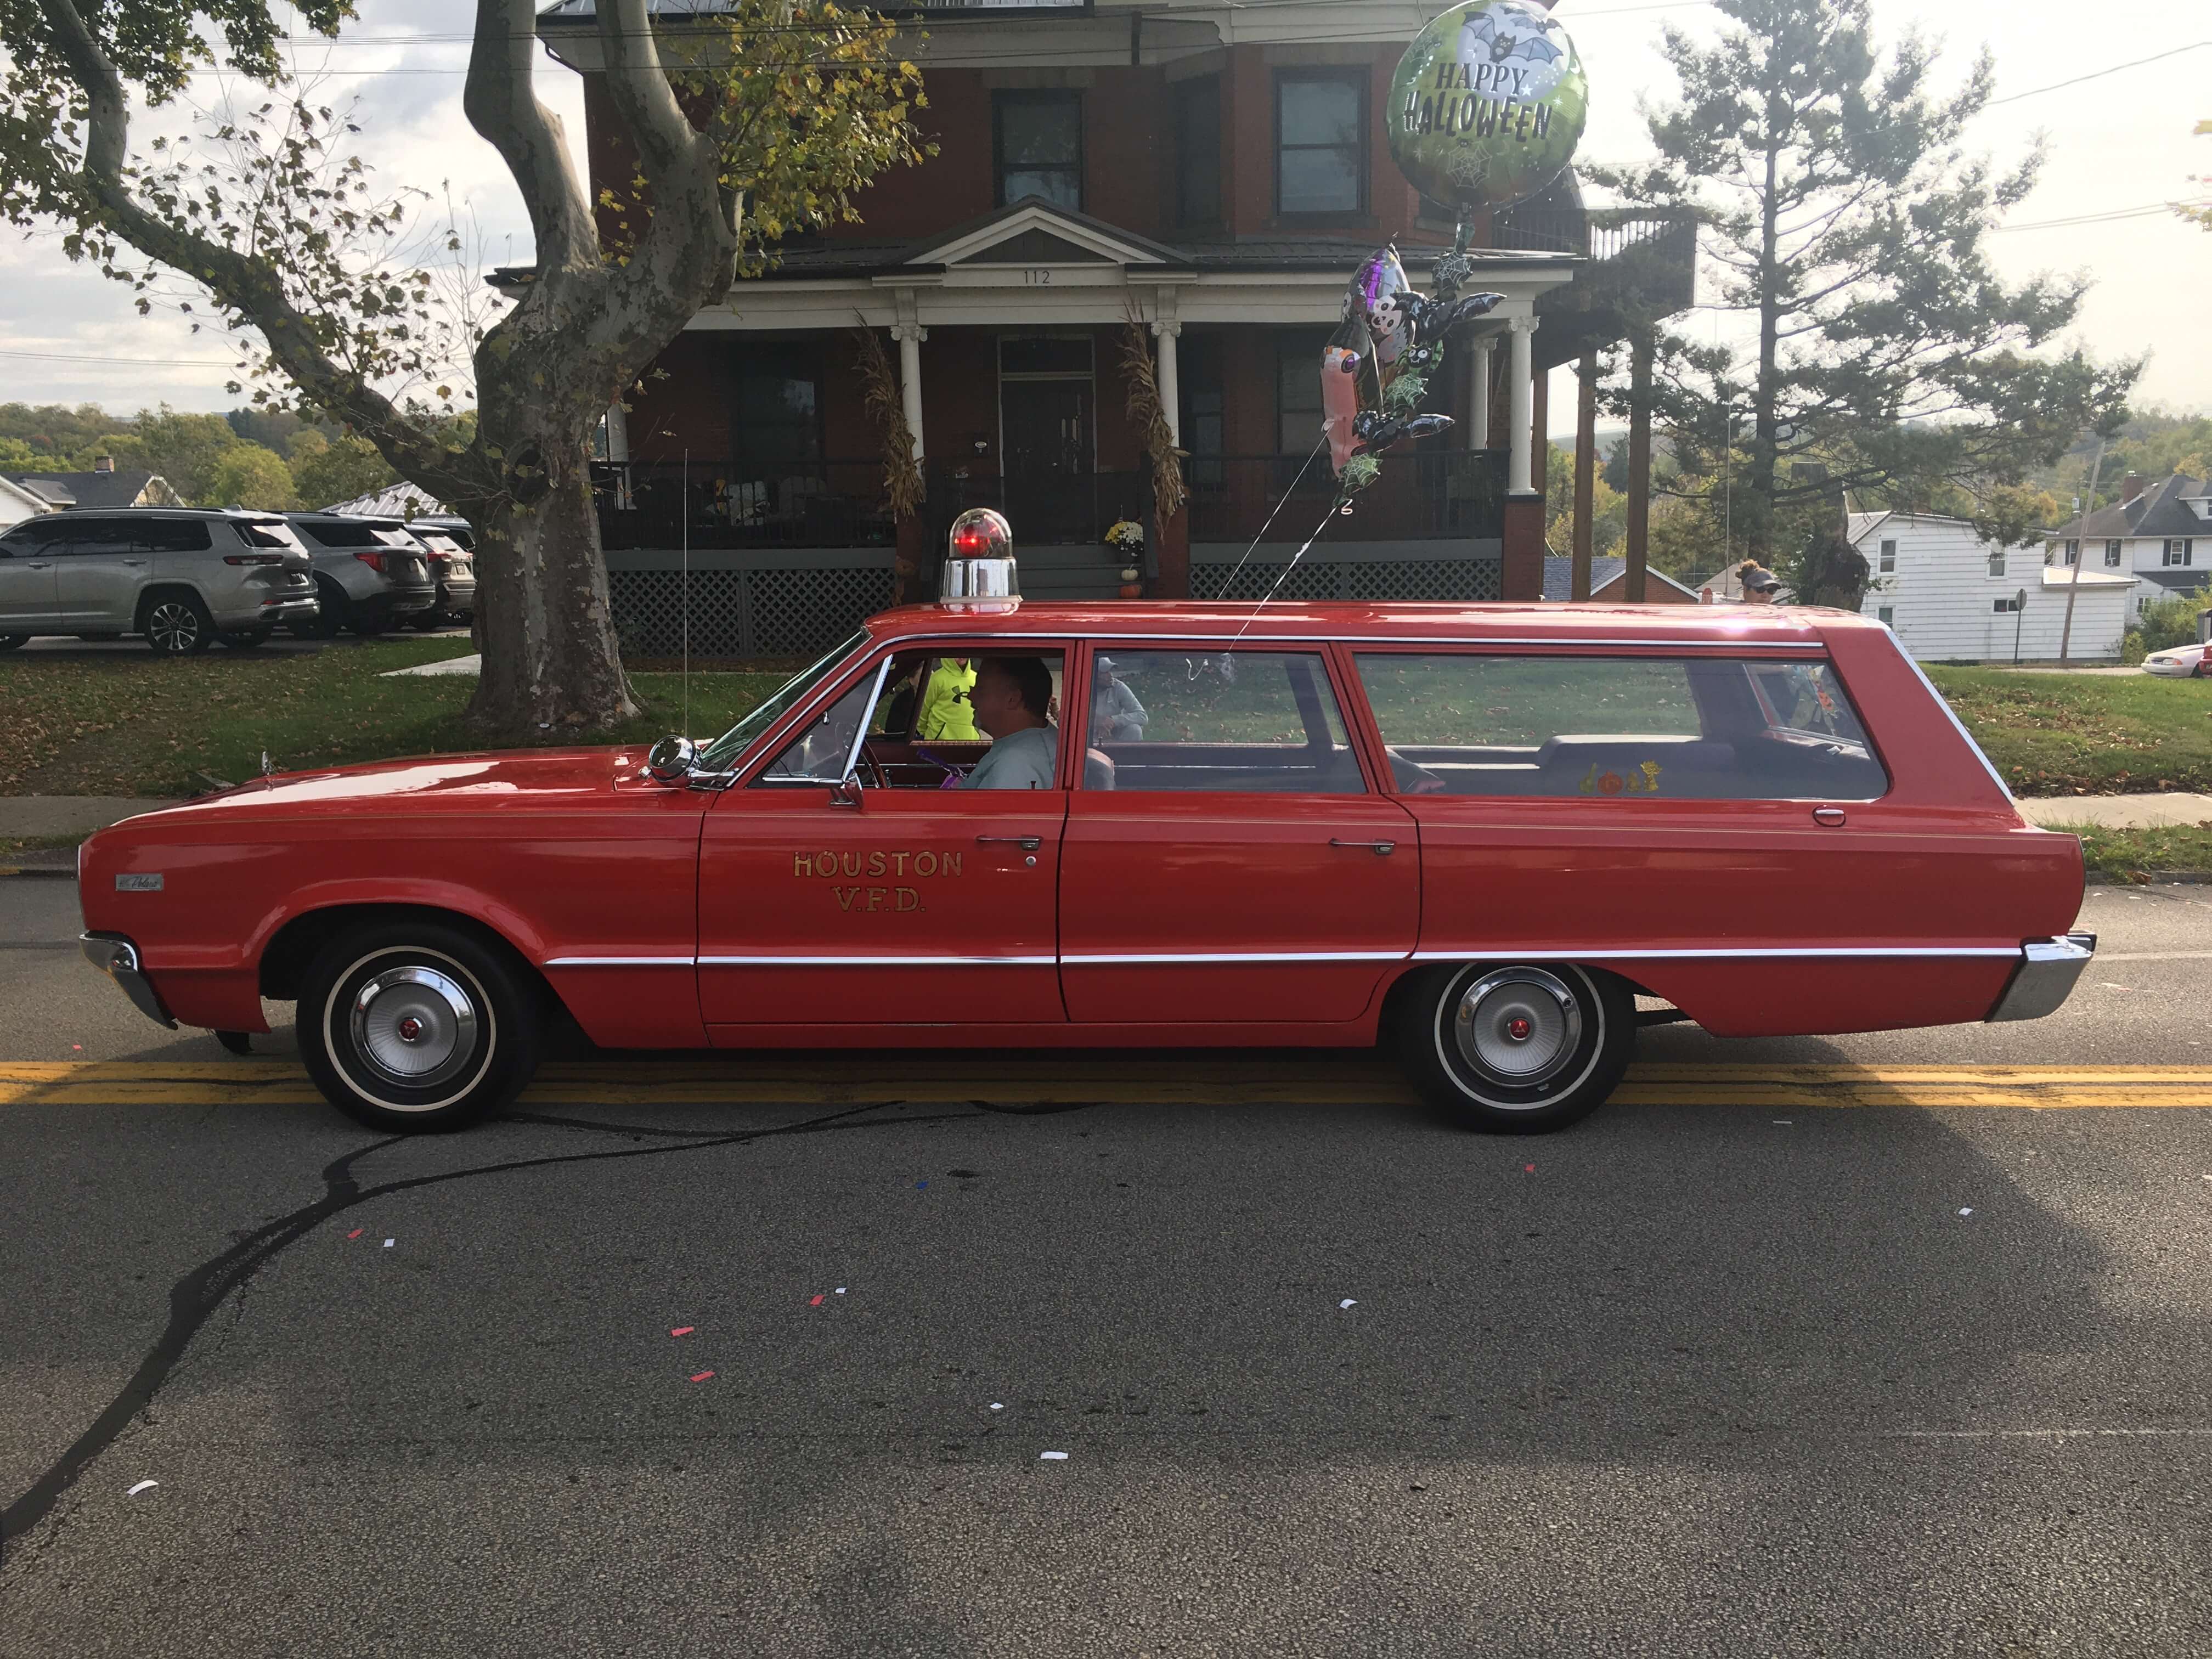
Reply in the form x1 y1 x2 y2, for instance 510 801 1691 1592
1226 491 1344 651
1213 436 1327 602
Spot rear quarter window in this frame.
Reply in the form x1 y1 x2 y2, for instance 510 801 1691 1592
1355 653 1889 801
140 518 213 552
293 520 408 549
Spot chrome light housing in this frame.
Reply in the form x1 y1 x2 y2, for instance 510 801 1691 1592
644 734 697 785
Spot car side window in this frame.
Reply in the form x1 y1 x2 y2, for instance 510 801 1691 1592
757 669 883 785
140 519 213 552
2 517 71 551
46 517 136 555
1354 653 1889 801
1078 649 1366 794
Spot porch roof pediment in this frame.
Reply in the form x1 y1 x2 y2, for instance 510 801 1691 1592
913 199 1190 270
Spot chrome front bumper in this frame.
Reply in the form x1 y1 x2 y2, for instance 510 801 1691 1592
1986 932 2097 1023
81 932 177 1030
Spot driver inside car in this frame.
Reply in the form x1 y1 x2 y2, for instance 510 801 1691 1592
961 657 1058 789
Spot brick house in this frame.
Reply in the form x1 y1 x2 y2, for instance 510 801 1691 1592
538 0 1693 655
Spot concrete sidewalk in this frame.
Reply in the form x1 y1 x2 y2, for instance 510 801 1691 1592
0 797 179 839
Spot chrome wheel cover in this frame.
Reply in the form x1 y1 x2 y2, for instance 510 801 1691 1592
146 601 200 652
1450 967 1584 1094
348 966 479 1091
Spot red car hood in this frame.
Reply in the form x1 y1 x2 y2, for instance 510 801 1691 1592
150 747 652 819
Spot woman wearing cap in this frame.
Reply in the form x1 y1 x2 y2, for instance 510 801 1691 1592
1736 560 1782 603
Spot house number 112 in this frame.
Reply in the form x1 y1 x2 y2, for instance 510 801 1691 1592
1022 269 1052 285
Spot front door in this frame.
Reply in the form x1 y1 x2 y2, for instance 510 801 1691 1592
54 515 154 627
1000 378 1093 543
0 518 65 628
697 645 1072 1034
1057 646 1420 1026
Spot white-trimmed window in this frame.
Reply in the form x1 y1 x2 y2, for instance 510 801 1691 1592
1987 549 2007 578
1878 538 1897 573
1876 606 1895 626
2165 538 2196 567
1993 597 2022 614
2104 539 2123 568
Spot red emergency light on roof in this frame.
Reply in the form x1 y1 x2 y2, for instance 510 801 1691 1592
947 508 1013 561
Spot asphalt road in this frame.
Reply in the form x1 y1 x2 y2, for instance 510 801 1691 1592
4 878 2211 1657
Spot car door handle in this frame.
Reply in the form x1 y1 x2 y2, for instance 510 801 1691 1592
1330 838 1397 855
122 558 149 567
1812 808 1847 827
976 835 1042 851
22 561 50 569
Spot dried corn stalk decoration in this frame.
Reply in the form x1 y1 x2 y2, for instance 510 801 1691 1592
1120 308 1188 536
851 318 924 522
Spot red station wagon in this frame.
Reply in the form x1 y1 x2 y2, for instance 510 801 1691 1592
77 584 2096 1133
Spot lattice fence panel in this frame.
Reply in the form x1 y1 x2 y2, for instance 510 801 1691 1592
608 569 748 657
749 567 896 656
1193 555 1502 604
609 565 896 658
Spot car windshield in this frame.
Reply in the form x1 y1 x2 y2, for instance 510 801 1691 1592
695 630 870 772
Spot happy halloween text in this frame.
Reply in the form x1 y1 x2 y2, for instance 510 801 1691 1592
1403 60 1557 143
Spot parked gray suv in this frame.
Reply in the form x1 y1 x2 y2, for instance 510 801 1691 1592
285 514 439 639
0 508 318 654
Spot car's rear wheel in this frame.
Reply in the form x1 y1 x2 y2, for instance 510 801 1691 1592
297 921 543 1132
141 592 214 656
293 580 347 640
1396 962 1634 1133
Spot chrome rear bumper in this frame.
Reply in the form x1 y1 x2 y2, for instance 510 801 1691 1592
1985 932 2097 1023
80 932 177 1030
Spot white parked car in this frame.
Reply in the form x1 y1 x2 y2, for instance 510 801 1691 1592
2140 642 2208 679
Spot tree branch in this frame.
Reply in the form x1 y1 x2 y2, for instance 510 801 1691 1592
34 0 475 503
464 0 598 275
599 0 707 179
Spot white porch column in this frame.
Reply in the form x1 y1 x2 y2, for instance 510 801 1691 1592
1150 318 1182 444
603 399 631 507
890 321 927 464
1506 319 1535 494
1468 336 1493 450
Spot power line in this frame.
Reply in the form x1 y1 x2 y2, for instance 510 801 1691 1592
1995 200 2212 233
1987 40 2212 106
0 347 241 367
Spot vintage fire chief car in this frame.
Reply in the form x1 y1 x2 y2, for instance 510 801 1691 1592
78 541 2095 1134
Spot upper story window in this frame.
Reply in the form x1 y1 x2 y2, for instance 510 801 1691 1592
2104 539 2124 567
1878 538 1897 573
994 91 1083 213
2164 538 2195 567
1173 76 1222 225
1276 71 1366 217
1987 549 2007 578
2062 539 2080 566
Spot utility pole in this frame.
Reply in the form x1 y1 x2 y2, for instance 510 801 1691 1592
1572 351 1596 601
2058 436 2106 669
1624 332 1653 603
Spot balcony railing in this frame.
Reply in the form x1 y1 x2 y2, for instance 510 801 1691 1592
1187 450 1508 545
594 452 1509 551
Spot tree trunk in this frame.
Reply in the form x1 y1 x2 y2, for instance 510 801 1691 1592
1748 111 1784 562
1625 334 1654 603
462 411 639 741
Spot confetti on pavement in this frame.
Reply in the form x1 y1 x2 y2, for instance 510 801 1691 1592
126 1480 159 1497
1339 1299 1357 1310
1039 1451 1069 1461
669 1327 694 1338
990 1402 1005 1411
382 1239 395 1248
346 1229 363 1240
690 1371 715 1384
1958 1207 1974 1217
809 1295 825 1306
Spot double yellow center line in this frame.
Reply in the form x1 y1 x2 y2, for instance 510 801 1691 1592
3 1060 2209 1110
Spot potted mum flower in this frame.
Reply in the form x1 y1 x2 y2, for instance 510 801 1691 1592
1105 519 1145 597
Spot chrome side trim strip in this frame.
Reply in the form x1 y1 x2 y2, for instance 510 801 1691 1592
1410 945 2020 962
697 954 1059 967
543 956 696 967
1063 950 1407 965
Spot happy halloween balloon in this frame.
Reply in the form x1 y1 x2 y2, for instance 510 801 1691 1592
1388 0 1588 213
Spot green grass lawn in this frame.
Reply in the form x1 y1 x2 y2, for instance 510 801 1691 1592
1926 667 2212 795
0 639 784 798
2040 822 2212 884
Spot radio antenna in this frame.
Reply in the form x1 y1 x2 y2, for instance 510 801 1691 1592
681 448 691 739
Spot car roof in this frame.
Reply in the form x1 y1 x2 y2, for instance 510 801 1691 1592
41 505 284 518
861 600 1866 646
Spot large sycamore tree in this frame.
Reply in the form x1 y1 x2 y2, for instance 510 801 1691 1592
0 0 925 741
1593 0 2136 592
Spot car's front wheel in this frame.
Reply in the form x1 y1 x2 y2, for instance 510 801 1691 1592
140 592 214 656
1396 962 1635 1133
297 921 543 1132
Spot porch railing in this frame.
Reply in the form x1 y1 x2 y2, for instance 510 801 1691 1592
592 460 899 552
1187 449 1508 544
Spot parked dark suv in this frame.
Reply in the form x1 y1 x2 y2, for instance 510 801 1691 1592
0 507 318 653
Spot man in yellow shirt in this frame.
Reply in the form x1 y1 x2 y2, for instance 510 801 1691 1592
913 657 980 740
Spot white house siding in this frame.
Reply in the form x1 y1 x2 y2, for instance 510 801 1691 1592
1853 513 2129 662
0 479 50 532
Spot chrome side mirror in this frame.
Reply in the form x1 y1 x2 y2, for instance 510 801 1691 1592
644 734 696 785
829 772 865 809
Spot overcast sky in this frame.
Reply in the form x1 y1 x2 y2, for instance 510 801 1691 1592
0 0 2203 424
